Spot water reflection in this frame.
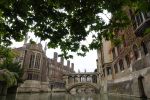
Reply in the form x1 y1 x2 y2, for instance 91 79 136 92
0 93 149 100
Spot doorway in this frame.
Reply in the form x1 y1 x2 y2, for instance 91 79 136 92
138 76 147 98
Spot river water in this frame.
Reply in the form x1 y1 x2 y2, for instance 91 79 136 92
0 93 148 100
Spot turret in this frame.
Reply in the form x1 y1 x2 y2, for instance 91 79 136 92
67 60 70 68
60 57 64 66
71 63 74 71
53 52 58 64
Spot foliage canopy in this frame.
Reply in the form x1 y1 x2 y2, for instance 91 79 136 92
0 0 149 58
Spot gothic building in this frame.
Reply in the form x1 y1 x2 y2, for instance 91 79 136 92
97 6 150 98
13 42 75 92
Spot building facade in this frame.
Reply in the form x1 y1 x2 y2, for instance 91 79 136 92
13 43 75 92
97 7 150 98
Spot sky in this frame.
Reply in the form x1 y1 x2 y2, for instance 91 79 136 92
10 10 110 73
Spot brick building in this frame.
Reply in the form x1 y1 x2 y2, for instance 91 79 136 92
13 42 75 92
97 6 150 98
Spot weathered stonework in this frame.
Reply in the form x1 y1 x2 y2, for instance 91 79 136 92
97 7 150 98
13 43 75 93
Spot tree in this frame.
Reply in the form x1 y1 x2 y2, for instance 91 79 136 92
0 0 149 58
0 46 23 86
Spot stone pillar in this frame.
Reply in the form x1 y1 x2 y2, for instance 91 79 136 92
71 63 74 71
53 52 58 64
65 76 68 86
77 75 80 83
90 75 93 83
115 47 118 56
79 76 81 82
85 75 87 82
138 48 142 60
73 76 75 84
123 58 128 69
67 60 70 68
60 57 64 65
97 74 99 84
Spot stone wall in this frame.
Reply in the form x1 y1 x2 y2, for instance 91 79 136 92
107 80 133 95
17 80 41 93
105 67 150 98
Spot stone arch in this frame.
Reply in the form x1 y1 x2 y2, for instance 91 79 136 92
66 82 99 93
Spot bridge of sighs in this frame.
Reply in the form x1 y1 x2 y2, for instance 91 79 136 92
63 72 100 93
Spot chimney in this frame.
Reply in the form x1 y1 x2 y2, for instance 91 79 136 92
67 60 70 68
60 57 64 65
54 52 58 63
71 63 74 71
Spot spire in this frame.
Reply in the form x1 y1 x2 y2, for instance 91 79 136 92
44 42 47 53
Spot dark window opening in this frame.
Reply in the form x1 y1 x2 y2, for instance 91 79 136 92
27 73 32 80
119 60 124 71
107 67 112 75
112 48 116 59
133 45 139 60
125 55 130 67
141 42 148 55
29 54 35 68
114 64 118 73
103 69 105 77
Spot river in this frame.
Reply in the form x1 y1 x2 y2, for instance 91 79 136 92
0 93 148 100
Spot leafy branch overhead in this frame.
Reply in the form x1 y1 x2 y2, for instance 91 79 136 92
0 0 149 58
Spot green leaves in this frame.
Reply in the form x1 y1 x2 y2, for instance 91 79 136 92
0 0 149 58
0 46 23 86
0 69 17 87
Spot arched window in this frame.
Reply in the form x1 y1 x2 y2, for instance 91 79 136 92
35 53 41 69
141 42 148 55
133 45 139 60
29 53 35 68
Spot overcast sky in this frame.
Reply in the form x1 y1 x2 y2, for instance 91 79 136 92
10 10 110 73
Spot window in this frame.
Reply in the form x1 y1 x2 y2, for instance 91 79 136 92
107 67 112 75
125 55 130 67
34 53 41 69
119 60 124 71
131 11 149 29
29 54 35 68
141 42 148 55
103 69 105 77
27 73 32 80
112 48 116 59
